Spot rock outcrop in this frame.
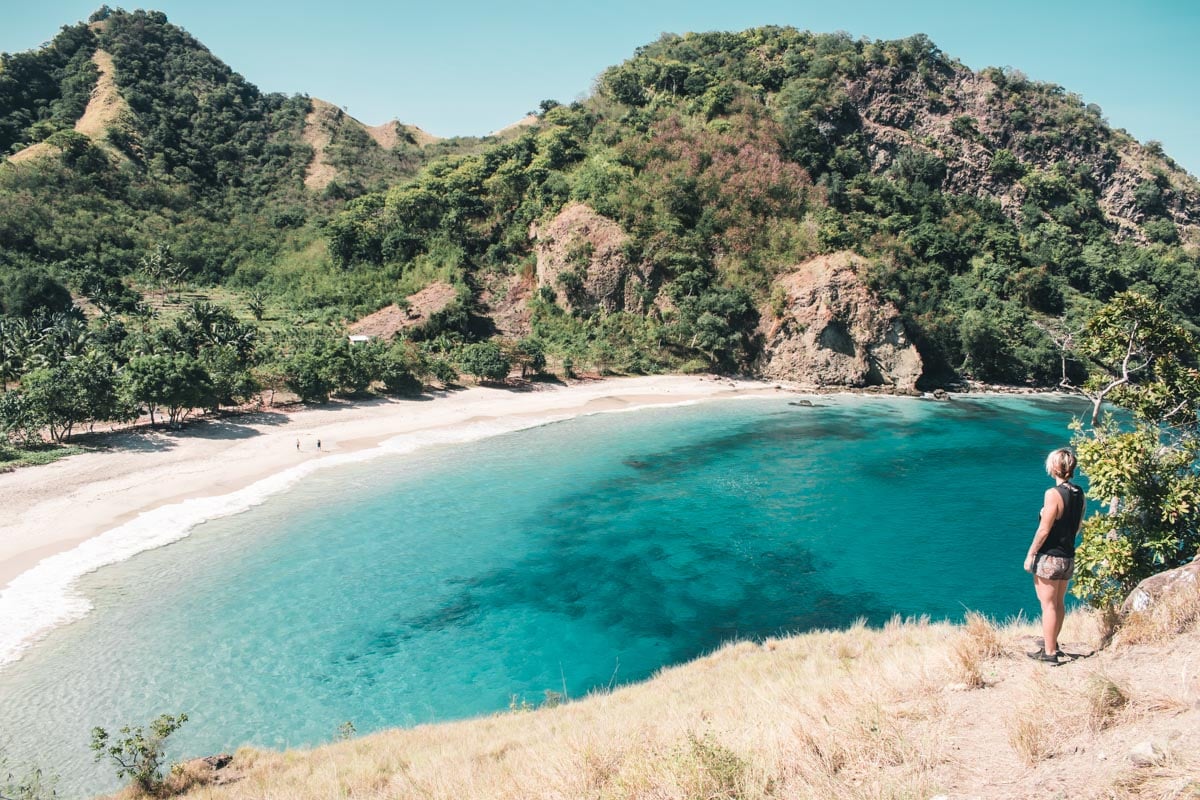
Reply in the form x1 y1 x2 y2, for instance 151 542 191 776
1121 554 1200 614
347 281 458 339
757 252 923 389
844 61 1200 244
530 202 652 314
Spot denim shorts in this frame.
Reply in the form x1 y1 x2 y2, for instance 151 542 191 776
1035 554 1074 581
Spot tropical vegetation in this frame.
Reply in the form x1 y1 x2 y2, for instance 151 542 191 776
2 15 1199 603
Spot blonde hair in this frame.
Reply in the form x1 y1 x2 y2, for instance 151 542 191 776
1045 447 1077 479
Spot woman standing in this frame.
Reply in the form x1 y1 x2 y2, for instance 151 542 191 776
1024 448 1086 663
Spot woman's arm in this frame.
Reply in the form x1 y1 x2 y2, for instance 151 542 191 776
1024 488 1062 573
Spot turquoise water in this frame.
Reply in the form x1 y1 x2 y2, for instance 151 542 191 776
0 394 1091 796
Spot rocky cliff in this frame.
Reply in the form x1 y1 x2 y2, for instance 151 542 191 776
531 202 653 315
757 252 923 389
843 59 1200 243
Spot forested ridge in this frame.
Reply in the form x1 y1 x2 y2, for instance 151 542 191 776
1 9 1199 461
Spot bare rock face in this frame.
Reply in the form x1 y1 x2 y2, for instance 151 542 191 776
843 62 1200 244
758 252 923 389
479 270 535 339
347 281 457 339
530 202 650 314
1121 555 1200 614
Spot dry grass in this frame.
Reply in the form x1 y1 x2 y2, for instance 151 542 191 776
74 50 127 139
1005 713 1049 766
1117 581 1200 646
1004 669 1056 765
141 621 958 800
952 611 1005 687
1109 749 1200 800
300 99 340 190
107 588 1200 800
1084 671 1131 732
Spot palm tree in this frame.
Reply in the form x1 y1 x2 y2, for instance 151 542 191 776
0 318 25 390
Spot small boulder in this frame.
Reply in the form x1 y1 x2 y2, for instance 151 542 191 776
1121 555 1200 614
1128 740 1165 767
202 754 234 770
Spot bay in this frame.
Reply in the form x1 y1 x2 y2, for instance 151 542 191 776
0 394 1090 797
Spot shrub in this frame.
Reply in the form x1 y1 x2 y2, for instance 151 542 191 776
1069 293 1200 608
459 341 511 384
421 357 458 386
91 712 188 795
380 360 422 395
988 148 1025 181
1 272 74 318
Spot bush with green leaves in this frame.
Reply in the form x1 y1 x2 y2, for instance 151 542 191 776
378 344 423 395
123 354 215 427
90 712 188 796
1068 293 1200 607
459 341 511 384
424 357 459 386
0 272 74 318
513 337 547 378
281 348 334 403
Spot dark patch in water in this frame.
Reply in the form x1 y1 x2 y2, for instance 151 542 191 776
335 398 1069 692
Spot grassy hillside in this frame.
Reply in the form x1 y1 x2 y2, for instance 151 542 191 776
0 8 492 316
101 584 1200 800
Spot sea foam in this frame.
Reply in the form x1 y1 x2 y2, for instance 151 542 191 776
0 397 717 667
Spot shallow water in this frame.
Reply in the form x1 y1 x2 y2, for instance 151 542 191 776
0 394 1091 796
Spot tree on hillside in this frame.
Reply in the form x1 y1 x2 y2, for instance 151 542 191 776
123 353 214 427
139 243 185 300
3 353 128 443
1 272 74 318
459 341 511 384
1066 292 1200 608
281 347 334 403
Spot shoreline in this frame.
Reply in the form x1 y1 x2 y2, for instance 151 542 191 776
0 375 1078 666
0 375 787 665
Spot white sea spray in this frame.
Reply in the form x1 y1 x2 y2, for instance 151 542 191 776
0 394 740 667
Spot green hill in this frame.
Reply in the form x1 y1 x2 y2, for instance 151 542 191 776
322 28 1200 383
1 12 1199 450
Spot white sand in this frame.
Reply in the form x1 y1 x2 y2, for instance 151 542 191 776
0 376 786 660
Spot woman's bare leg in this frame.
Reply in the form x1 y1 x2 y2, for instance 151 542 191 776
1053 579 1069 647
1034 575 1061 655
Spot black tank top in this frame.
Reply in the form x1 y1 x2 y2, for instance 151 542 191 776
1040 481 1084 558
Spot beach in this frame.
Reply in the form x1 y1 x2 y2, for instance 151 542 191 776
0 375 785 661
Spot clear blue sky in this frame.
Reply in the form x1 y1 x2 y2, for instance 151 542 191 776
4 0 1199 176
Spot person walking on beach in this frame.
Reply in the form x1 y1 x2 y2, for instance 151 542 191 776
1024 447 1085 663
317 439 321 451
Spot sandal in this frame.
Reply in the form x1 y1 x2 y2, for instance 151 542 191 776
1027 649 1060 664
